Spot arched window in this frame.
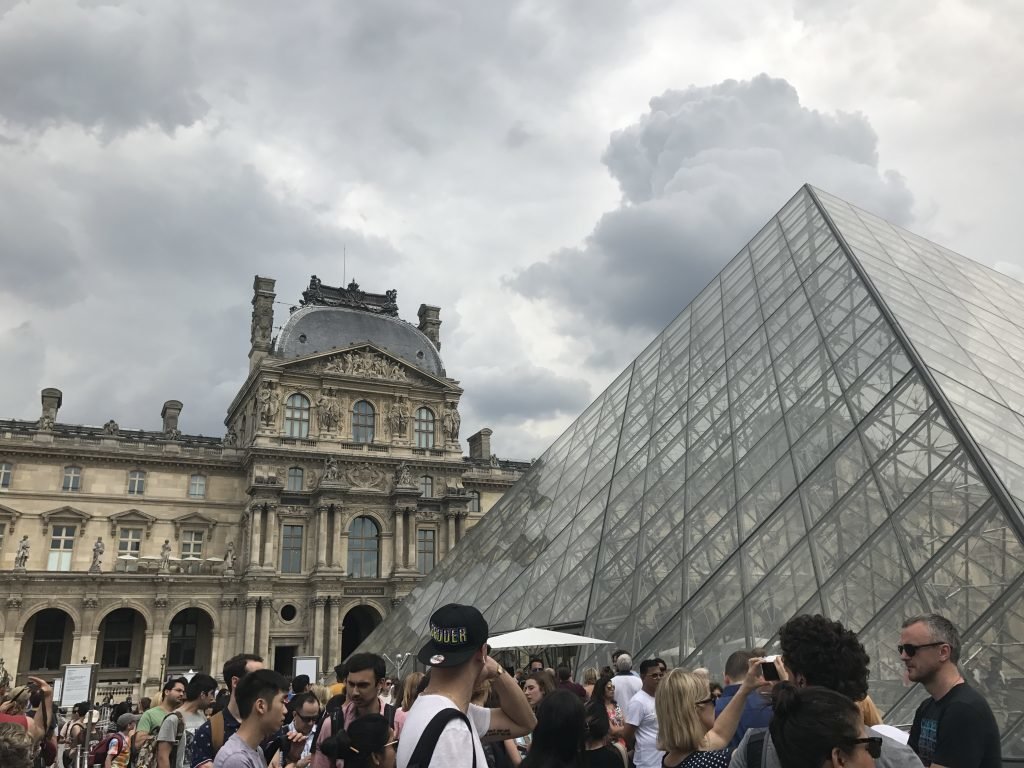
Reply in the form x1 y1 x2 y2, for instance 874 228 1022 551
287 467 304 492
468 490 480 513
348 516 379 578
353 401 375 443
419 475 433 498
285 394 311 438
414 407 435 448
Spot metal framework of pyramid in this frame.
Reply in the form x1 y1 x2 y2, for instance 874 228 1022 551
361 186 1024 755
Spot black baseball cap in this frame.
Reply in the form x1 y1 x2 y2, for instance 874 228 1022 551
417 603 489 668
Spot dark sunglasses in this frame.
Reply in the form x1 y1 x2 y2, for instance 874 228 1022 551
848 737 882 759
295 714 319 724
897 642 945 657
695 694 719 707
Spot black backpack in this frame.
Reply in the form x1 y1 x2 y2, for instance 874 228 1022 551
406 708 477 768
746 730 767 768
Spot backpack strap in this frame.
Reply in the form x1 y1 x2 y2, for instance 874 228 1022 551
746 730 767 768
210 710 225 754
407 708 476 768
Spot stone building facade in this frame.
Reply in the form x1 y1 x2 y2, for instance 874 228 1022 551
0 276 527 697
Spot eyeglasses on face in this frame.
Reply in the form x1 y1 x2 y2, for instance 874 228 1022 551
295 714 319 723
897 642 945 657
694 694 718 707
847 737 882 759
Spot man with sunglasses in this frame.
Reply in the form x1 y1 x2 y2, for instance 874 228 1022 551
901 614 1001 768
730 614 923 768
623 659 664 768
266 692 321 768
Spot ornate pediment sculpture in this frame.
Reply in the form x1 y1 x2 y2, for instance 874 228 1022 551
347 462 385 490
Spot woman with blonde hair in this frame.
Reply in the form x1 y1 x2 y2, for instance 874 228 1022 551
392 671 424 738
656 657 771 768
582 667 599 699
857 695 883 727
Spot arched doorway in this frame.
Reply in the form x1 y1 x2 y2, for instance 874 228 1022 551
341 605 382 660
20 609 74 677
97 609 147 681
166 608 214 675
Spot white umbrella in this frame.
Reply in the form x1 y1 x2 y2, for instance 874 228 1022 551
117 554 139 560
487 627 613 649
205 556 224 562
139 555 159 560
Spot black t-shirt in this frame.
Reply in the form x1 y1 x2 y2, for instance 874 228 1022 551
909 682 1001 768
584 744 627 768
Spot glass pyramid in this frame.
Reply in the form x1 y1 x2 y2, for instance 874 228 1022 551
361 186 1024 756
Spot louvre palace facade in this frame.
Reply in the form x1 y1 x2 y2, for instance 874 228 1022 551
0 276 526 697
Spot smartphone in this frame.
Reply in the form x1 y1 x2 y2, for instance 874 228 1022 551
761 655 780 681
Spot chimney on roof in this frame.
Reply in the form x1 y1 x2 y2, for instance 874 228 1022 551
418 304 441 350
39 388 62 430
249 275 277 372
161 400 183 434
467 428 492 461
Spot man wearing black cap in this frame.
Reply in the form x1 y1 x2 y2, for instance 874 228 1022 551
396 603 536 768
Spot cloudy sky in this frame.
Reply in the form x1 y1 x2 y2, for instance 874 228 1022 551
1 0 1021 459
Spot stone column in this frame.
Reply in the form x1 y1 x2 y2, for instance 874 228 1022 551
249 508 263 569
381 532 393 578
262 505 277 569
310 597 325 660
392 510 405 575
323 599 338 670
256 599 270 659
243 599 258 653
446 513 456 553
337 532 349 575
316 507 329 568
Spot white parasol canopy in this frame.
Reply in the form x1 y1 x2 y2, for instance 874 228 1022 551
487 627 612 649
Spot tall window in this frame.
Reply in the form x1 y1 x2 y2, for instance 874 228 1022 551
62 466 81 492
0 522 5 554
414 407 435 448
468 491 480 513
117 527 142 573
0 462 11 489
168 611 199 666
417 529 436 574
30 610 68 670
419 475 433 498
100 609 134 668
348 516 379 578
181 530 203 559
127 470 146 496
352 401 375 443
48 525 76 571
285 394 311 438
188 474 207 498
287 467 304 492
281 525 303 574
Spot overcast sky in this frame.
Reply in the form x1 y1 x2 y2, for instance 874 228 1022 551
1 0 1021 459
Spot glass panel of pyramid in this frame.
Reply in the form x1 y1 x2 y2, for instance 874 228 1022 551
360 186 1024 756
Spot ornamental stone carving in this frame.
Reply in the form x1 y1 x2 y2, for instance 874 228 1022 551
315 389 342 432
154 597 168 609
223 429 238 447
258 382 279 427
322 456 342 482
322 350 408 381
442 403 461 441
347 462 385 489
83 597 99 609
6 597 21 609
394 462 414 488
387 396 410 439
103 420 120 435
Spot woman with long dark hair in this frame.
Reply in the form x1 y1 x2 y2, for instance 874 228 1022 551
521 689 586 768
587 676 625 745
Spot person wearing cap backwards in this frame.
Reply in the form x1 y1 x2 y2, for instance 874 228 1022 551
396 603 536 768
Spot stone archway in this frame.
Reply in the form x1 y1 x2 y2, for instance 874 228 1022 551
341 605 382 660
166 608 214 675
97 608 147 680
20 608 74 676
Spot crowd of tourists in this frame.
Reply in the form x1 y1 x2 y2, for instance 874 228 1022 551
0 606 1002 768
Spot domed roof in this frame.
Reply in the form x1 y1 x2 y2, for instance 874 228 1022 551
275 305 445 377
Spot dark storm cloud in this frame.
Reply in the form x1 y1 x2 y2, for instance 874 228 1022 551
510 74 914 335
0 1 208 135
463 366 592 423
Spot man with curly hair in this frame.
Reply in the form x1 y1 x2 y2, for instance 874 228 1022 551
0 721 34 768
728 615 923 768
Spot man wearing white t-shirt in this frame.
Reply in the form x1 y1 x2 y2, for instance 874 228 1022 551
397 603 537 768
624 660 665 768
